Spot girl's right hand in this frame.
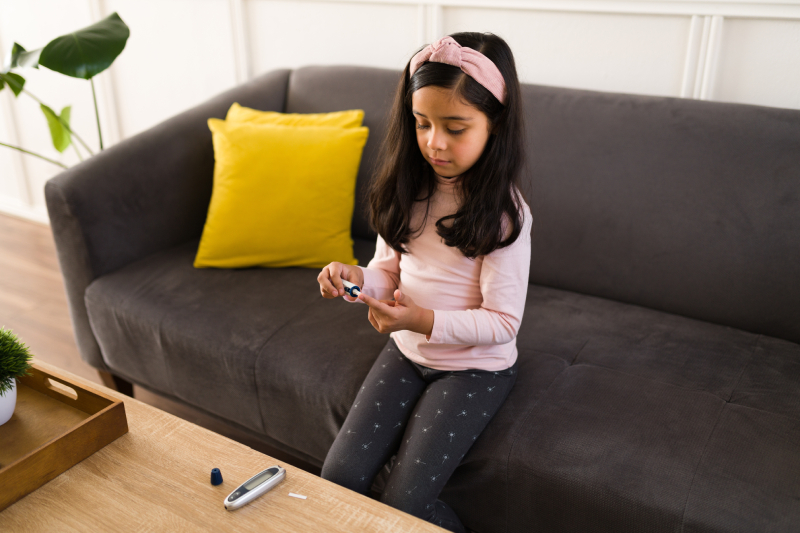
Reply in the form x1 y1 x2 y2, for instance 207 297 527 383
318 262 365 301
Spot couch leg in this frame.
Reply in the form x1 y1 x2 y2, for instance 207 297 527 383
98 370 134 397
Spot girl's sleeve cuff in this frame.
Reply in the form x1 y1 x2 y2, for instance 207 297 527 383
426 310 446 343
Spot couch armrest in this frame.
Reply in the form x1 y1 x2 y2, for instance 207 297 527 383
45 69 291 370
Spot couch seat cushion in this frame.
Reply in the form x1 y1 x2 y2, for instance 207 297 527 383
443 285 800 532
85 237 381 434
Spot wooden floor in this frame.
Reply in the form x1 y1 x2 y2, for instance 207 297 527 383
0 212 320 475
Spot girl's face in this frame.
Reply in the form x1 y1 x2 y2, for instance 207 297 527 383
412 86 491 179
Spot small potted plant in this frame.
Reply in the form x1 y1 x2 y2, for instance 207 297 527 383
0 327 34 426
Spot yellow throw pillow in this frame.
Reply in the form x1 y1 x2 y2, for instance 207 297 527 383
226 102 364 128
194 119 369 269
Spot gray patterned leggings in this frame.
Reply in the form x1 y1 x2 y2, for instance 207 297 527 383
321 338 518 533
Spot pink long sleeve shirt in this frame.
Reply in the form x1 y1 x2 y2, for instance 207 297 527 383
357 174 532 372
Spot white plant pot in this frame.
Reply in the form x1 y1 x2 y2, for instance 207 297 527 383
0 379 17 426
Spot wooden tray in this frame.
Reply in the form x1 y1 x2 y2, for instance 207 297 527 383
0 363 128 511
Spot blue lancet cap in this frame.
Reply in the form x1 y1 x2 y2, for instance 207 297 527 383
211 468 223 485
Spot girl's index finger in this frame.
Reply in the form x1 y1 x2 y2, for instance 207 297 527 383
358 292 389 311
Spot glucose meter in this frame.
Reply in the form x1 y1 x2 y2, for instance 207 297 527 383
224 466 286 510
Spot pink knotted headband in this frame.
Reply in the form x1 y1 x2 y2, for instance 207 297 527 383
409 36 506 105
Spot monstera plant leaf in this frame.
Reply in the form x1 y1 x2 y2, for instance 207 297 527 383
0 12 129 164
0 43 33 97
4 12 129 80
2 42 41 73
41 104 72 153
41 12 129 79
0 72 25 96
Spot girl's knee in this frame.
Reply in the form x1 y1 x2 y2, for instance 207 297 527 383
380 485 431 520
382 491 465 533
321 453 359 490
321 445 380 496
321 467 363 495
320 460 342 484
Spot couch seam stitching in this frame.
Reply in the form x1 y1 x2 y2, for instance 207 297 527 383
726 334 762 403
155 312 180 405
569 339 590 366
678 400 726 533
251 294 324 436
571 360 743 400
581 360 800 424
504 363 568 533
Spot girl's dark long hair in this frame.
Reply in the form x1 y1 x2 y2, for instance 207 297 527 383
368 32 526 259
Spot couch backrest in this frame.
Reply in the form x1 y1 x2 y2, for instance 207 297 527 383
523 84 800 344
285 66 800 344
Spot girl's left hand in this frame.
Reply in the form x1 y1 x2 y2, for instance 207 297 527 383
359 290 434 338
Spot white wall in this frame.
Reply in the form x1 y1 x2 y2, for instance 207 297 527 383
2 0 799 223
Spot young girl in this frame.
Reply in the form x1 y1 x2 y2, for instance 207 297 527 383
316 32 531 533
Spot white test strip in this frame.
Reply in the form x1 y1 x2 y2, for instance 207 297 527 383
288 492 307 500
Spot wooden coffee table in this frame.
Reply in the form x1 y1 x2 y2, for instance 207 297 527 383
0 360 444 532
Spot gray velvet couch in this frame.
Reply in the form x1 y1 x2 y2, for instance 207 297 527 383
46 65 800 532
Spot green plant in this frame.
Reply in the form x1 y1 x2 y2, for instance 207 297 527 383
0 327 33 396
0 12 130 169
